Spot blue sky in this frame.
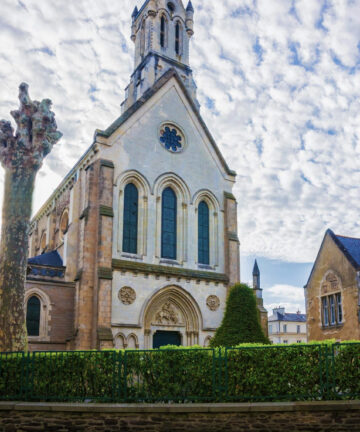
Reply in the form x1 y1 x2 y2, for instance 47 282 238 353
1 0 360 314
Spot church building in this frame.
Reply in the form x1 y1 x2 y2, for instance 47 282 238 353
25 0 243 351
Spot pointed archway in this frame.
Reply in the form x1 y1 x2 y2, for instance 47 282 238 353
143 285 202 349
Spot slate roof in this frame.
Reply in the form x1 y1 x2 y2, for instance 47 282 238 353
305 229 360 287
333 234 360 268
28 251 63 268
269 312 306 322
252 259 260 276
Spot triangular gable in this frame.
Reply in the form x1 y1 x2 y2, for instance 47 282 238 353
305 229 360 287
95 68 236 178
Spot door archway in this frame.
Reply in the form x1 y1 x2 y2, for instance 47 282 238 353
143 285 202 349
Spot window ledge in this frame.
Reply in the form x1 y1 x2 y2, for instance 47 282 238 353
322 323 344 330
121 253 143 261
159 259 182 267
198 264 214 271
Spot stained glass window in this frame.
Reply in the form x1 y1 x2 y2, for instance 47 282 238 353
26 296 40 337
161 187 177 259
160 16 166 48
123 183 138 254
160 126 182 152
175 22 181 54
198 201 210 265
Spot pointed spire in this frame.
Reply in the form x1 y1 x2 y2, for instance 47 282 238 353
132 6 138 19
253 259 260 277
186 0 194 12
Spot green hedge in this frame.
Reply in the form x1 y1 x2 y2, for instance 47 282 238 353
0 342 359 403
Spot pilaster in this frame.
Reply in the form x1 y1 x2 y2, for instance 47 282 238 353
224 192 240 289
74 159 115 350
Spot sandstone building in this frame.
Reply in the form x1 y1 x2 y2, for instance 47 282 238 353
25 0 266 351
305 229 360 341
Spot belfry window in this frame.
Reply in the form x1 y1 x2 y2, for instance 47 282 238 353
161 187 177 260
175 22 181 55
160 16 166 48
26 296 41 337
140 21 146 58
123 183 139 254
198 201 210 265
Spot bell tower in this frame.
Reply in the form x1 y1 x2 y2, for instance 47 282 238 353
122 0 199 113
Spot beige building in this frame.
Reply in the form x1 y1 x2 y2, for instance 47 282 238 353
24 0 251 351
305 229 360 342
268 307 307 344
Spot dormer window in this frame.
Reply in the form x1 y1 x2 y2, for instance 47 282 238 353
175 22 181 55
160 15 166 48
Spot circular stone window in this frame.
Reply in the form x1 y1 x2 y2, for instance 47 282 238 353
159 123 186 153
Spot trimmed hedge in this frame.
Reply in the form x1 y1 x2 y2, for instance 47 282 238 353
0 342 359 403
211 284 270 347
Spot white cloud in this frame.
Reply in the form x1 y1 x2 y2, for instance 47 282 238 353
265 284 306 314
1 0 360 265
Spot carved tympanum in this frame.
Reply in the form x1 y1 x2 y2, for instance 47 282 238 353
153 301 180 325
119 287 136 305
206 295 220 311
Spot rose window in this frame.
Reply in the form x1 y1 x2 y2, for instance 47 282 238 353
159 124 184 153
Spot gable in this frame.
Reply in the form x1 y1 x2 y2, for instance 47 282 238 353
96 69 236 180
306 230 358 290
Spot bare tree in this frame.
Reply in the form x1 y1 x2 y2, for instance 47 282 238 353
0 83 62 352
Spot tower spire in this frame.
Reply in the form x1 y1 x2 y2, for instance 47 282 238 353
122 0 199 113
253 259 260 289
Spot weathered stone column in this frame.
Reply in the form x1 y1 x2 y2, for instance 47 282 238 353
224 192 240 289
74 159 114 350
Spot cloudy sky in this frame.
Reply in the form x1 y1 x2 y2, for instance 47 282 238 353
1 0 360 314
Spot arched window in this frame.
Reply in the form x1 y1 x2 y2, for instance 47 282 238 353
140 21 146 58
175 22 181 55
40 231 47 252
160 16 166 48
59 209 69 243
161 187 177 260
26 296 41 337
198 201 210 265
123 183 139 254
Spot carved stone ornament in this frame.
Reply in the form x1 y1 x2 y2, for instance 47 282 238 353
207 295 220 311
119 287 136 305
153 301 180 325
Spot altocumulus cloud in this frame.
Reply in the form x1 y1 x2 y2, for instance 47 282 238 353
0 0 360 264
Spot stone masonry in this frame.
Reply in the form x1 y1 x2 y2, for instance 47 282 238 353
1 401 360 432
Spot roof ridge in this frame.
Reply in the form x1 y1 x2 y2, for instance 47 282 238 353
335 233 360 241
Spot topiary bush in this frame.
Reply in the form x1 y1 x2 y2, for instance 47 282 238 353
210 283 270 347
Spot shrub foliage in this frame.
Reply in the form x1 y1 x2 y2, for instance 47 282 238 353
0 342 359 403
210 283 270 347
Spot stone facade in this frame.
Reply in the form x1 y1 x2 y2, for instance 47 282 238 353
1 401 360 432
305 229 360 342
25 0 247 351
268 307 307 344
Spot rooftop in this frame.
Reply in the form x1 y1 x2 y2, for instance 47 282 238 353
28 250 64 268
269 312 307 323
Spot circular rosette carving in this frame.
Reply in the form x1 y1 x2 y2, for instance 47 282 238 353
206 295 220 311
119 287 136 305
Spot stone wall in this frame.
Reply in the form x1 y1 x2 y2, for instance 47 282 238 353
306 233 360 341
1 401 360 432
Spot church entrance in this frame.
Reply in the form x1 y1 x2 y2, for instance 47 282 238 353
143 286 201 349
153 331 181 348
